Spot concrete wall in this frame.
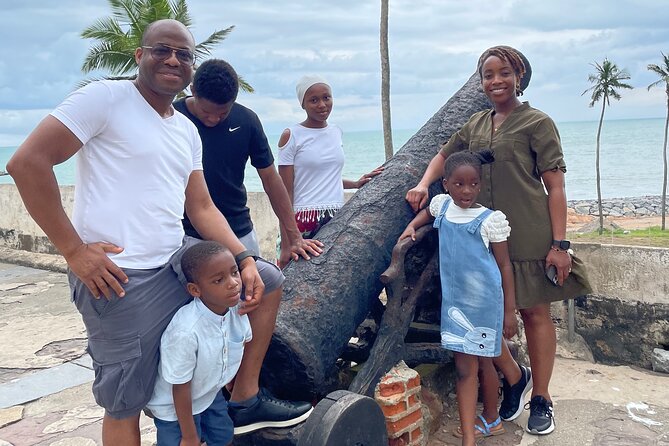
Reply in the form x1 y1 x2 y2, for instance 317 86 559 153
0 185 76 254
574 243 669 305
0 184 354 261
2 184 668 304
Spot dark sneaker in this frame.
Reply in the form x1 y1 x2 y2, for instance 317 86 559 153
526 395 555 435
500 365 533 421
229 388 314 435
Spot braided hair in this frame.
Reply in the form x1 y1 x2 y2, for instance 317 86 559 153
444 149 495 180
477 46 526 96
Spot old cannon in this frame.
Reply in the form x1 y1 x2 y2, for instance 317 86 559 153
263 72 492 401
237 56 532 444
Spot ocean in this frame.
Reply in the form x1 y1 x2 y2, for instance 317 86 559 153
1 117 666 201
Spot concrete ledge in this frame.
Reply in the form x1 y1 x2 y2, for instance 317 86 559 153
0 185 74 255
575 294 669 368
0 247 67 273
0 184 355 262
3 183 668 372
569 243 669 369
0 184 282 259
574 242 669 305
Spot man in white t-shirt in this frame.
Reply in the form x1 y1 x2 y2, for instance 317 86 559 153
7 19 264 445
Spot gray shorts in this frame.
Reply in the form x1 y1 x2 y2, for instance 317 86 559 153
238 229 261 257
238 229 285 293
69 236 284 419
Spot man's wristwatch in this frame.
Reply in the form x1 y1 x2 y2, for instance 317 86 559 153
552 239 571 251
235 249 258 268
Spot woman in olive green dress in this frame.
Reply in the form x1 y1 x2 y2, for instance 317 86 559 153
406 46 590 436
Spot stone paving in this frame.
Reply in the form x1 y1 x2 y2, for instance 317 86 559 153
1 259 668 446
427 357 669 446
0 262 156 445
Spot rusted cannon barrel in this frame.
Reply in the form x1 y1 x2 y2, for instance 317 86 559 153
259 73 491 401
264 48 532 398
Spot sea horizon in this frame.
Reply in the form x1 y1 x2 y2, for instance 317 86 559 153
2 116 667 202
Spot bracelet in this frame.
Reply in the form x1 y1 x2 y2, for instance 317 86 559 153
235 249 258 268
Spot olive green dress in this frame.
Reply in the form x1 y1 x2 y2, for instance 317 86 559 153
440 102 591 309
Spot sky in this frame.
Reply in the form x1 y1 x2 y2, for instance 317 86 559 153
1 0 668 147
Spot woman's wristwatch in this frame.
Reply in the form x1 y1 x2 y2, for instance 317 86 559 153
551 239 571 251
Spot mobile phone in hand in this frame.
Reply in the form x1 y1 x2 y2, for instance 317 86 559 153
546 265 559 286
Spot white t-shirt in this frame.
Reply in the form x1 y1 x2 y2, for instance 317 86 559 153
429 194 511 248
277 124 345 213
147 298 252 421
51 80 202 269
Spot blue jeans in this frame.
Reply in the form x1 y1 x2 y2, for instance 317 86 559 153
154 391 233 446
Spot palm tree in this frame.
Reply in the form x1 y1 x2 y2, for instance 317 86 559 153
80 0 252 92
647 52 669 230
380 0 393 161
582 58 633 234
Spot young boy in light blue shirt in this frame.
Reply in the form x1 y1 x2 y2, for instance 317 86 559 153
147 241 252 446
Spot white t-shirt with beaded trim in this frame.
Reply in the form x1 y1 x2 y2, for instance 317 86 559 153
277 124 345 218
429 194 511 248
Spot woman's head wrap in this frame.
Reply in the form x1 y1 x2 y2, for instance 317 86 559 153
296 75 330 106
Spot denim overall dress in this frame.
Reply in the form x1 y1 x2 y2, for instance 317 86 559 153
434 198 503 357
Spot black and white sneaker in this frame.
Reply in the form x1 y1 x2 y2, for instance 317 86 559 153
526 395 555 435
499 365 533 421
229 388 313 435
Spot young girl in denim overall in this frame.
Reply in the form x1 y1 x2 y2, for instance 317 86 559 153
400 150 518 446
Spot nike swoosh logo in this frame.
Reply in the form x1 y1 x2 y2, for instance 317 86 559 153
229 126 241 132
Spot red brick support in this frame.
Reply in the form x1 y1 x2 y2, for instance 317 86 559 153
374 361 425 446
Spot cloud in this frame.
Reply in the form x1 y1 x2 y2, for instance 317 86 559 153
0 109 52 147
1 0 668 145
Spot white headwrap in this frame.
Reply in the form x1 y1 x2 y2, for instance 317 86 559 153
296 75 330 106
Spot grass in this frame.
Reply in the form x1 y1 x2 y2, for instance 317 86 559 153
570 226 669 248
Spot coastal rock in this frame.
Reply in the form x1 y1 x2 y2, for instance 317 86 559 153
651 348 669 374
567 195 668 218
574 204 591 214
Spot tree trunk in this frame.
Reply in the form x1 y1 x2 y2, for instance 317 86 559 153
596 100 606 234
380 0 393 161
260 73 491 402
661 91 668 230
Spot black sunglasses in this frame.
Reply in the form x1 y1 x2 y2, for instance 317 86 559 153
142 44 195 65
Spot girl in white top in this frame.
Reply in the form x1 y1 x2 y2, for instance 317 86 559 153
277 75 383 238
427 193 512 247
399 150 525 445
